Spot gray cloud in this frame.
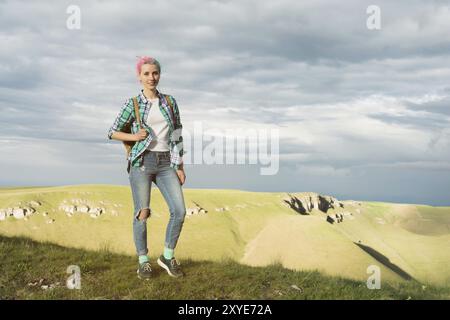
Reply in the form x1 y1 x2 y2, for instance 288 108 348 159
405 96 450 117
1 0 450 205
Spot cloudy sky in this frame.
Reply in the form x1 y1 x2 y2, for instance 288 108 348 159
1 0 450 205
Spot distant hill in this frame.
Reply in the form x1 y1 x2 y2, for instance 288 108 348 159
1 185 449 289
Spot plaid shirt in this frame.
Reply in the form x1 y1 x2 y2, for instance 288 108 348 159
108 90 185 170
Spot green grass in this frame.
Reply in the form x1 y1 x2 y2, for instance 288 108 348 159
1 235 448 300
0 185 291 262
1 185 449 289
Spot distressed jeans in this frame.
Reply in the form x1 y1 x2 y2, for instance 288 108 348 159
129 150 186 256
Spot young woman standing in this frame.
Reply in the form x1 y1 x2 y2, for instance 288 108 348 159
108 56 186 279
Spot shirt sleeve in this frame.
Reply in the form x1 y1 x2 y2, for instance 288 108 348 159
107 98 133 140
169 96 186 169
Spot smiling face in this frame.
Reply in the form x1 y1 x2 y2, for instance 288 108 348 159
138 63 161 91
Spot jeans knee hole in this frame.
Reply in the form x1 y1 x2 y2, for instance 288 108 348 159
137 208 151 221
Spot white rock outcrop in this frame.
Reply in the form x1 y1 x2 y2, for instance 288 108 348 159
283 193 344 215
89 207 104 215
59 205 77 214
57 201 105 217
215 206 230 212
13 208 26 219
29 200 42 207
186 202 207 217
283 193 359 225
77 205 90 213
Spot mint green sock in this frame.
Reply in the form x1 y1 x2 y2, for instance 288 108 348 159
163 248 174 260
139 255 149 264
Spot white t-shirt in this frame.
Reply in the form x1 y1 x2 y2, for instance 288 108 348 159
145 98 170 151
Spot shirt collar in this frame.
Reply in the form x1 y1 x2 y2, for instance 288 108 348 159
139 89 162 105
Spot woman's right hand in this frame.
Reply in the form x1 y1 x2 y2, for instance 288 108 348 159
133 128 148 141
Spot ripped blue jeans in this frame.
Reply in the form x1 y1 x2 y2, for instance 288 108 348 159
129 150 186 256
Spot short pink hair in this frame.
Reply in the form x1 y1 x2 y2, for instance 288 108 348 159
136 56 161 75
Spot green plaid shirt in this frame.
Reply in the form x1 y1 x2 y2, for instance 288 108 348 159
108 90 185 170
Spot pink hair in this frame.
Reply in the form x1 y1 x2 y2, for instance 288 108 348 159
136 56 161 75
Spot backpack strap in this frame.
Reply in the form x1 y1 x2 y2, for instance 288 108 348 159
132 96 142 128
163 94 177 127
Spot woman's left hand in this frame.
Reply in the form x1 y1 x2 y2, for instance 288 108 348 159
176 169 186 185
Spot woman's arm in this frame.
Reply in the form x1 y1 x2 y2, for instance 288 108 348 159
110 130 147 142
107 99 135 140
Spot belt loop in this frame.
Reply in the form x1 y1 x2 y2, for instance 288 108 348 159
157 152 163 164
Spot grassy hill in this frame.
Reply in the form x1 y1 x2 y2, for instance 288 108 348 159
0 184 449 297
1 235 448 299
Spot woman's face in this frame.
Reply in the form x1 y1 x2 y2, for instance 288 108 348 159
138 63 160 90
